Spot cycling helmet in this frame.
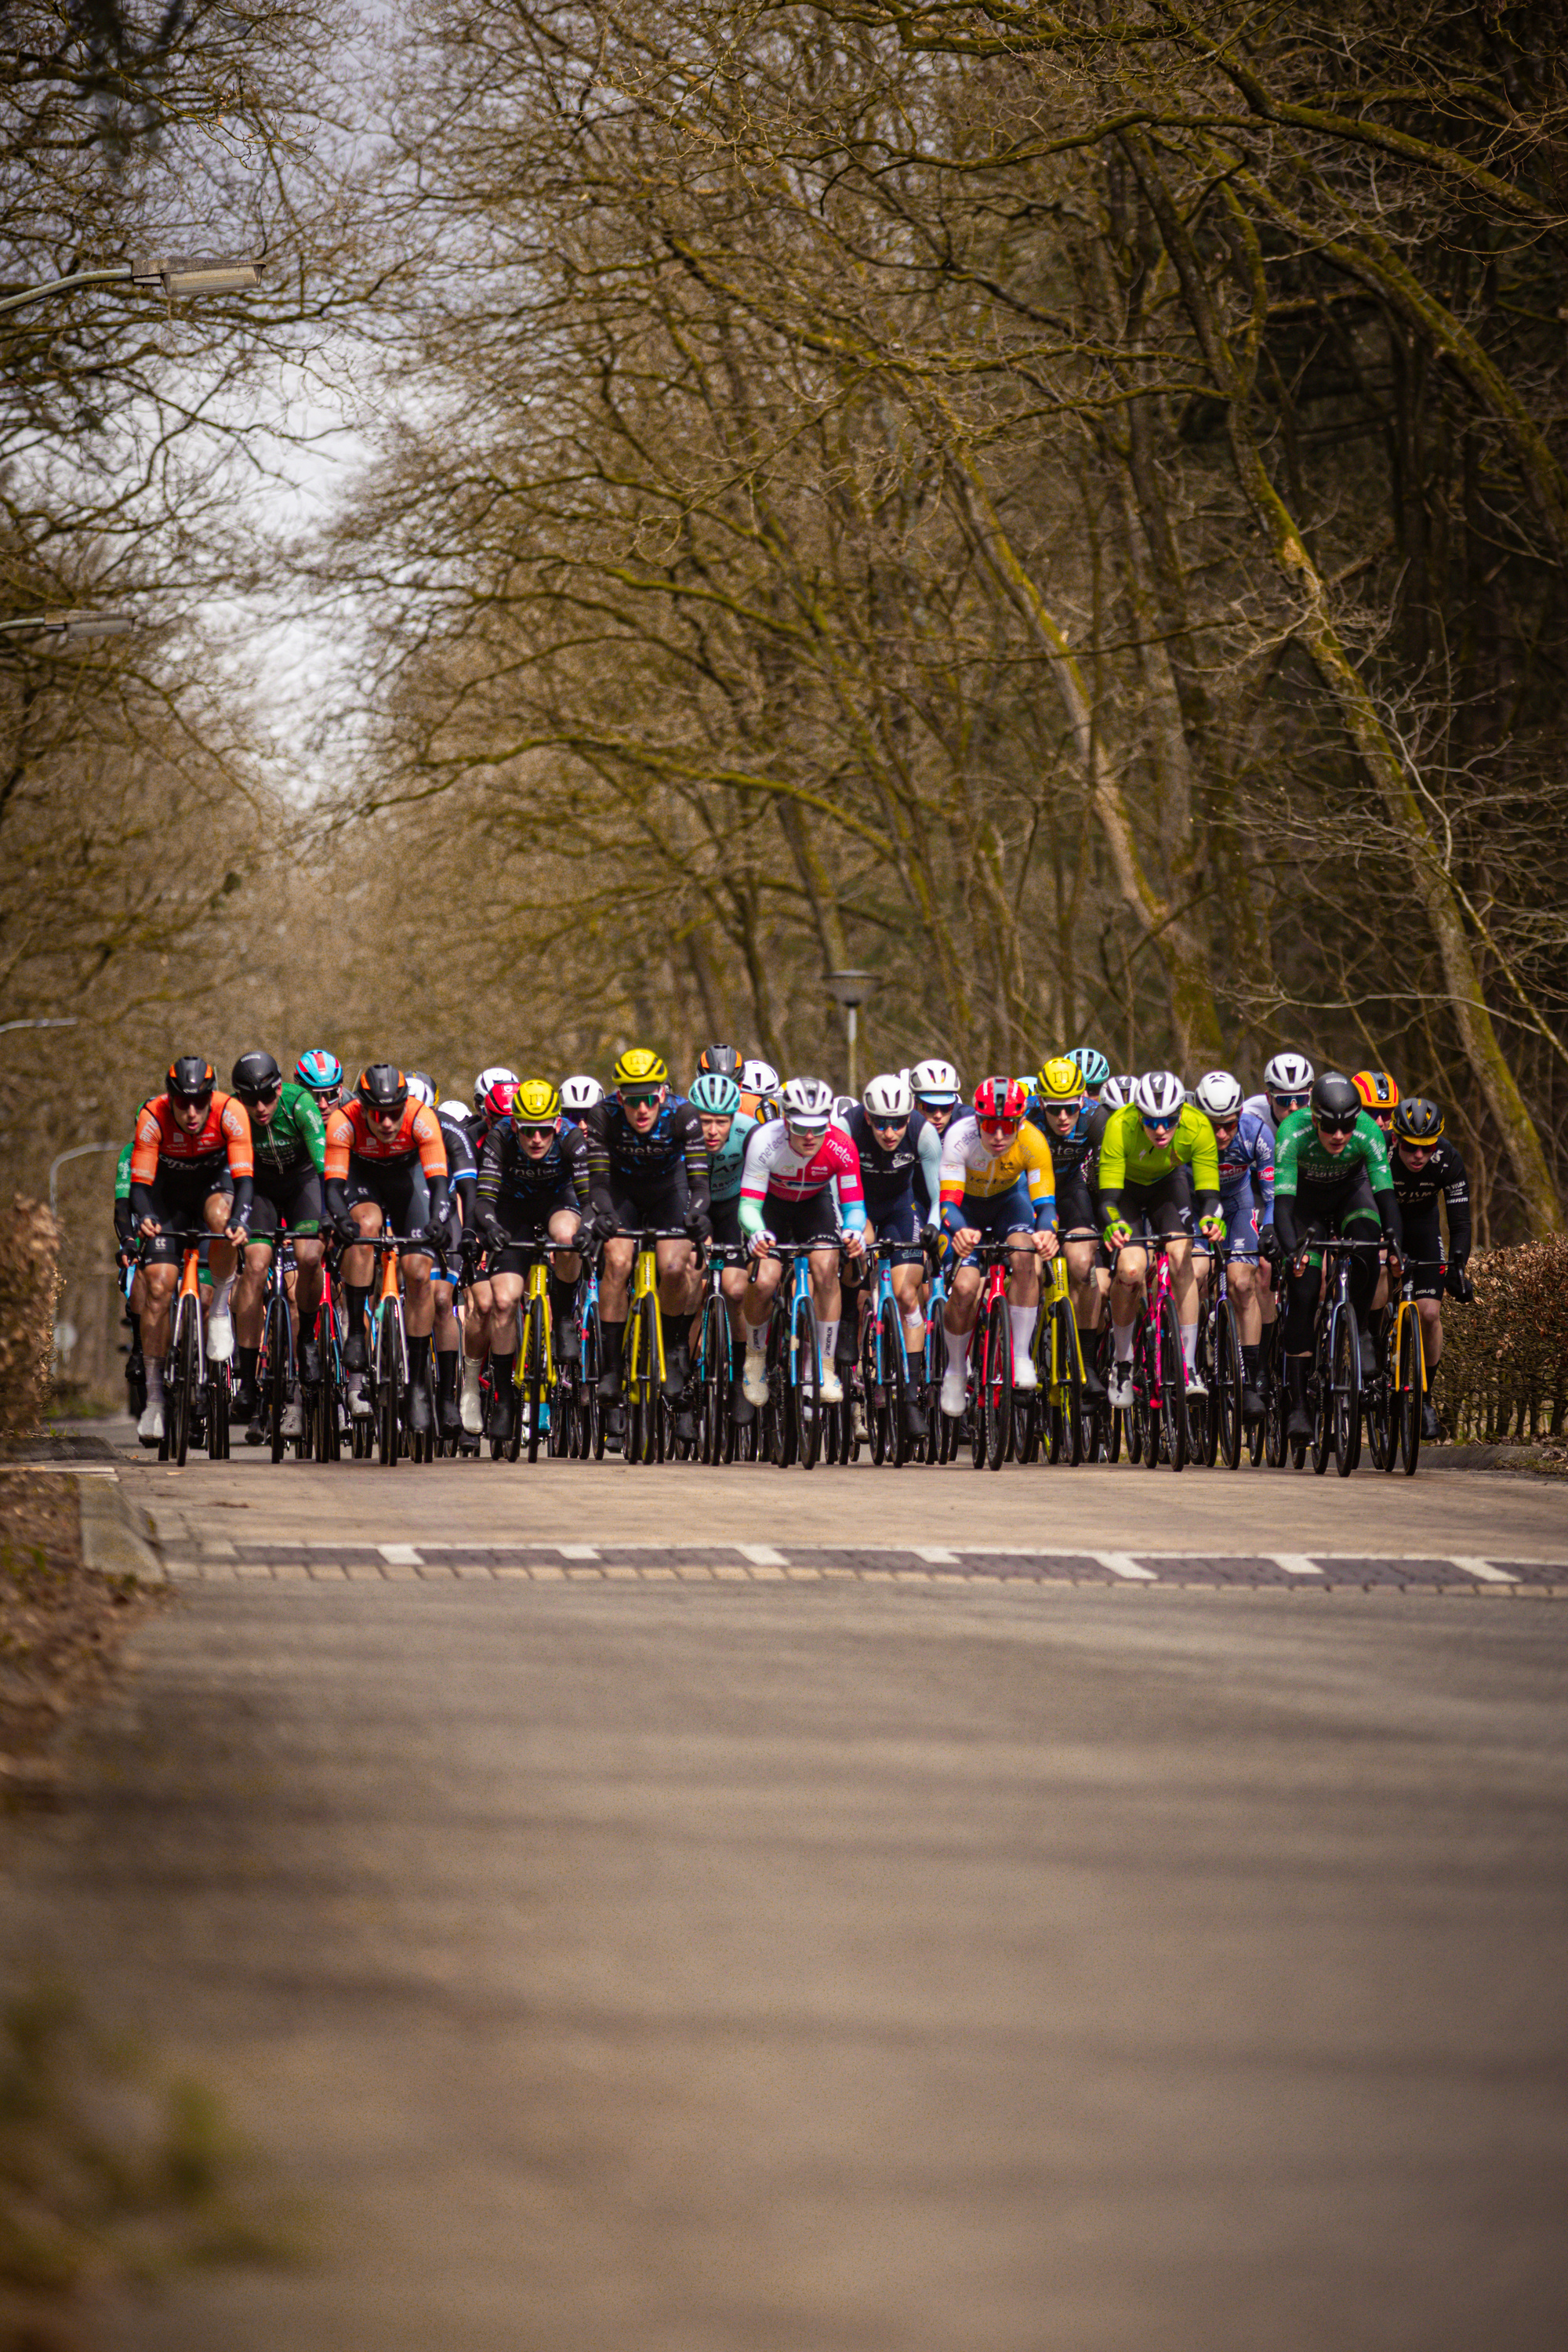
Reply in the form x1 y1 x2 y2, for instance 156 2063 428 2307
695 1044 743 1080
862 1071 913 1120
1263 1051 1314 1098
165 1055 214 1102
909 1055 961 1105
1035 1056 1084 1104
834 1094 858 1122
405 1071 437 1107
690 1070 742 1118
512 1078 561 1123
480 1076 517 1120
741 1057 780 1097
295 1049 342 1096
356 1063 408 1114
1310 1072 1361 1123
1195 1069 1244 1120
1392 1096 1445 1143
230 1049 281 1100
974 1076 1027 1124
474 1064 519 1111
560 1075 604 1114
1352 1069 1399 1112
1102 1074 1135 1110
782 1075 834 1128
1133 1070 1186 1122
1069 1046 1111 1090
615 1047 668 1089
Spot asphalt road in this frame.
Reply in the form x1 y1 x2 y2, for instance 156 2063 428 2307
4 1430 1566 2347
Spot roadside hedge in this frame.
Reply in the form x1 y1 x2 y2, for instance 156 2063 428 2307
1431 1236 1568 1442
0 1196 60 1454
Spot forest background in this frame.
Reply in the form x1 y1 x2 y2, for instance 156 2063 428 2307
2 0 1566 1393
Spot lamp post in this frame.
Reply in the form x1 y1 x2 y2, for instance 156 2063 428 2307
0 613 134 650
0 251 263 318
0 1016 80 1036
49 1140 121 1221
824 970 877 1098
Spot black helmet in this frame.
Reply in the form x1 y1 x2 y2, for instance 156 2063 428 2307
1311 1072 1361 1123
231 1049 281 1100
168 1055 215 1102
696 1044 743 1080
1392 1096 1445 1143
355 1062 408 1114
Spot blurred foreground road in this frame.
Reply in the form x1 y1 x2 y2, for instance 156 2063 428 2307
3 1427 1566 2348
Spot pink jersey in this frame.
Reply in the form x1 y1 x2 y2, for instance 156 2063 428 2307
739 1118 866 1230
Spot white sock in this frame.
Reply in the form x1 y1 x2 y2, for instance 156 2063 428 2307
145 1356 165 1401
815 1316 839 1367
944 1323 971 1376
1009 1304 1037 1359
1181 1323 1198 1374
743 1326 766 1358
1112 1319 1135 1363
209 1272 234 1316
461 1356 481 1389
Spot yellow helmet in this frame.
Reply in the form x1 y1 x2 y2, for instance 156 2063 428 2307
614 1047 668 1089
512 1078 561 1123
1035 1055 1084 1103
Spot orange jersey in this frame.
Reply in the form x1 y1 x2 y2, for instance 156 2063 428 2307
325 1098 448 1180
129 1091 252 1185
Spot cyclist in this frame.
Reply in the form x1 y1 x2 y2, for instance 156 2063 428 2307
739 1056 782 1123
1261 1071 1403 1444
689 1069 760 1410
440 1092 493 1436
1029 1056 1109 1396
127 1058 254 1446
1352 1069 1400 1138
738 1076 866 1406
1098 1070 1223 1406
294 1049 344 1112
325 1065 450 1435
1243 1051 1314 1134
1101 1074 1135 1111
842 1071 942 1439
1192 1069 1273 1422
474 1065 520 1116
226 1051 329 1436
936 1076 1058 1417
560 1075 604 1128
400 1073 467 1441
583 1048 711 1436
112 1101 155 1413
474 1078 591 1443
1069 1046 1111 1109
909 1057 963 1229
1383 1097 1471 1443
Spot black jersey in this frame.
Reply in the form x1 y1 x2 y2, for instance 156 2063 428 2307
476 1120 590 1212
843 1103 937 1214
1390 1136 1471 1262
583 1095 710 1214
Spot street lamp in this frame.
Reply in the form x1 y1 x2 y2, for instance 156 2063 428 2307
0 250 263 318
0 612 135 648
0 1016 80 1037
824 970 878 1098
49 1140 121 1220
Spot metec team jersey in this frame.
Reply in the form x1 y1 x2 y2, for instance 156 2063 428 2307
739 1120 866 1236
325 1098 448 1177
129 1091 253 1183
938 1114 1055 1223
583 1095 710 1198
476 1120 591 1211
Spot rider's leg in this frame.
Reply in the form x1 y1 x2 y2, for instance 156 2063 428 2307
596 1236 634 1396
547 1210 583 1357
203 1189 238 1358
807 1246 843 1381
1004 1234 1040 1377
1167 1232 1200 1377
232 1238 274 1409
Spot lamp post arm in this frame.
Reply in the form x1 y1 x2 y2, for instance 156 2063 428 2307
49 1141 122 1221
0 267 133 318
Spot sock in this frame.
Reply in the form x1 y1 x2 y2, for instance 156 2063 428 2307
408 1335 431 1381
209 1271 234 1317
1008 1304 1036 1361
1180 1323 1197 1376
1112 1318 1135 1364
127 1311 141 1350
743 1320 767 1357
659 1310 688 1368
145 1356 165 1402
491 1352 516 1397
1242 1342 1261 1385
437 1348 457 1402
346 1282 370 1340
815 1316 839 1370
461 1352 483 1391
237 1345 260 1389
600 1319 624 1378
1076 1321 1095 1357
549 1272 575 1330
944 1323 971 1376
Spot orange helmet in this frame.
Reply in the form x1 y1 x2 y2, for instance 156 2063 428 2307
1352 1070 1399 1112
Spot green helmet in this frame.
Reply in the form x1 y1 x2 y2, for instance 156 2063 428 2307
689 1071 741 1117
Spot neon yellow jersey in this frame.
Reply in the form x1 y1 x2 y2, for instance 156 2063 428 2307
939 1114 1056 1215
1097 1102 1220 1203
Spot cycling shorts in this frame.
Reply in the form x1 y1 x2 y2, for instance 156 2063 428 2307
1213 1190 1260 1262
249 1165 325 1244
604 1171 689 1238
865 1189 924 1269
1054 1171 1100 1243
1396 1202 1446 1300
343 1153 433 1238
1112 1168 1193 1242
140 1160 234 1265
948 1181 1035 1268
710 1193 744 1251
762 1189 843 1250
488 1191 583 1275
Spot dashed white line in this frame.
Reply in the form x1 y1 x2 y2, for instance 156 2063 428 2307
1447 1555 1519 1584
1093 1552 1159 1583
557 1544 601 1560
914 1546 960 1565
735 1542 788 1567
377 1543 423 1567
1272 1554 1325 1577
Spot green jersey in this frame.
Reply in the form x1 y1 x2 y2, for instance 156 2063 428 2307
1097 1102 1220 1209
1272 1108 1393 1196
249 1081 328 1181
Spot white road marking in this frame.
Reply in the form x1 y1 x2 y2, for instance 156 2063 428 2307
1272 1554 1325 1577
1093 1552 1158 1582
557 1544 601 1559
736 1542 788 1567
914 1546 960 1565
1447 1555 1519 1584
378 1543 423 1567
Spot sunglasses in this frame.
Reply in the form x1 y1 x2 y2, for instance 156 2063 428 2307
978 1117 1020 1136
1141 1112 1178 1131
243 1082 282 1104
1212 1116 1240 1135
621 1089 662 1108
1272 1091 1309 1110
172 1092 212 1112
869 1116 907 1134
1315 1114 1357 1135
514 1122 556 1139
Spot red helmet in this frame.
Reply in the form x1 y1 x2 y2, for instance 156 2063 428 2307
481 1077 517 1120
973 1075 1027 1125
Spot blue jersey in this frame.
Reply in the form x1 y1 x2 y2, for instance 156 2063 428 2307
706 1109 760 1204
842 1104 942 1218
1217 1106 1275 1215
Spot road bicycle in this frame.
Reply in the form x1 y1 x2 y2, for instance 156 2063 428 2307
917 1235 955 1464
356 1232 435 1468
1109 1229 1190 1472
118 1260 146 1421
1192 1250 1244 1470
140 1229 228 1466
942 1237 1021 1473
572 1247 606 1459
604 1226 691 1466
691 1240 752 1463
1302 1234 1385 1477
1365 1264 1425 1476
252 1237 307 1461
1034 1243 1092 1466
858 1238 925 1468
754 1238 841 1470
495 1235 571 1465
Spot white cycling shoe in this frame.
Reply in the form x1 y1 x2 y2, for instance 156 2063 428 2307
1108 1363 1134 1410
137 1401 165 1446
205 1305 234 1363
939 1367 967 1417
1013 1357 1037 1392
1185 1370 1207 1397
348 1377 373 1420
459 1359 485 1435
819 1366 844 1405
741 1349 769 1406
281 1397 303 1438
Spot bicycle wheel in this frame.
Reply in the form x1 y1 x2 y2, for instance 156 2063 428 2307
863 1312 888 1467
1156 1298 1189 1472
1310 1317 1334 1476
1214 1296 1243 1470
377 1302 403 1468
524 1296 548 1465
207 1365 230 1461
268 1296 290 1464
1333 1308 1362 1477
1398 1310 1424 1475
1138 1321 1162 1470
791 1296 821 1469
982 1295 1012 1471
171 1304 194 1467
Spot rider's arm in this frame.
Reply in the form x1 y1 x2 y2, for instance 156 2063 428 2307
676 1102 711 1219
1179 1105 1221 1218
127 1101 165 1222
1019 1123 1057 1229
220 1094 253 1225
1249 1111 1276 1220
915 1117 943 1225
1440 1145 1472 1267
1095 1105 1128 1225
473 1131 503 1220
583 1105 617 1225
937 1118 971 1236
564 1124 593 1211
292 1084 330 1178
323 1108 353 1224
827 1131 867 1234
737 1122 775 1240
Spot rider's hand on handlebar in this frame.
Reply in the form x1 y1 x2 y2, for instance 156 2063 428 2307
1033 1228 1058 1258
953 1225 982 1256
334 1211 360 1245
748 1230 775 1259
841 1228 866 1260
137 1214 162 1239
1103 1220 1131 1250
1199 1214 1225 1246
1445 1263 1473 1302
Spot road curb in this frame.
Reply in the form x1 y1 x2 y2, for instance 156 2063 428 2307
75 1475 167 1583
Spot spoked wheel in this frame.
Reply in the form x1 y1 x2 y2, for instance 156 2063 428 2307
207 1369 230 1461
318 1349 342 1462
1156 1298 1189 1471
863 1317 889 1468
171 1306 195 1467
1055 1301 1085 1466
267 1297 291 1464
790 1297 821 1469
378 1305 403 1468
522 1297 548 1465
1214 1296 1243 1470
1397 1311 1423 1475
1138 1319 1162 1470
1332 1310 1363 1477
981 1296 1012 1471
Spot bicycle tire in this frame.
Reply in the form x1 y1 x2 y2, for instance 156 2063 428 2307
522 1295 547 1465
1333 1308 1362 1477
1214 1296 1243 1470
208 1366 230 1461
1398 1311 1423 1475
863 1312 888 1467
268 1296 289 1463
792 1295 820 1469
1136 1318 1161 1470
1310 1306 1335 1475
1194 1305 1219 1468
378 1301 402 1468
1157 1298 1189 1472
172 1304 194 1467
983 1295 1012 1471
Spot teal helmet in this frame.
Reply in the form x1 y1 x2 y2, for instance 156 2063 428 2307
690 1070 741 1117
1069 1046 1111 1089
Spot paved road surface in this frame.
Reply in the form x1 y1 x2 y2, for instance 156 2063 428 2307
5 1428 1566 2347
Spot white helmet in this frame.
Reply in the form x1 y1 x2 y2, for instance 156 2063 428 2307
560 1074 604 1113
405 1072 437 1108
1195 1069 1243 1120
741 1057 780 1097
1263 1051 1314 1098
862 1070 913 1121
1133 1069 1185 1121
474 1064 520 1110
833 1094 857 1122
1102 1074 1135 1109
439 1100 469 1127
782 1075 833 1127
909 1055 961 1105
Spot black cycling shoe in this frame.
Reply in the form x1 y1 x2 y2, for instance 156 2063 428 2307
557 1320 580 1364
1081 1360 1106 1403
299 1337 323 1386
674 1407 697 1446
230 1380 257 1424
406 1381 433 1436
343 1330 368 1374
730 1393 754 1426
604 1403 625 1447
488 1390 515 1443
1241 1383 1265 1424
596 1367 621 1402
1421 1399 1443 1443
439 1394 463 1441
1285 1361 1312 1443
903 1396 929 1440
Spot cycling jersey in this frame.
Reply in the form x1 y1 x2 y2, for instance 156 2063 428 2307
1271 1108 1401 1254
249 1082 328 1181
739 1120 866 1239
706 1109 760 1204
584 1096 710 1218
1216 1106 1275 1214
1027 1099 1109 1182
843 1104 942 1219
1390 1137 1471 1266
1098 1104 1219 1221
476 1122 591 1215
325 1098 448 1176
938 1115 1055 1232
128 1091 253 1224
